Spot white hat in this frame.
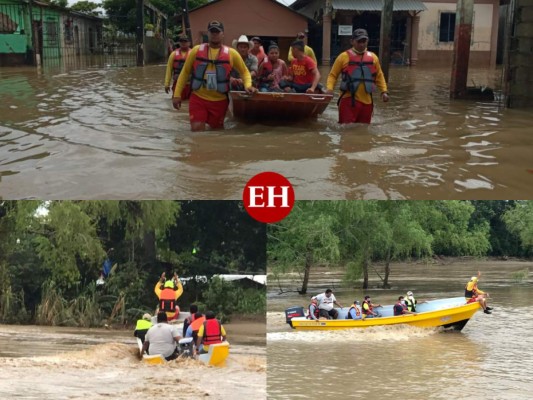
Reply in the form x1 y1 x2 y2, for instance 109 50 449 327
232 34 253 49
142 313 152 320
407 291 413 296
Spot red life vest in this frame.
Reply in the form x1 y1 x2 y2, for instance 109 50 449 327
307 303 320 320
173 48 191 80
202 319 223 345
340 50 377 103
159 287 176 312
259 60 273 83
362 300 373 315
191 44 231 93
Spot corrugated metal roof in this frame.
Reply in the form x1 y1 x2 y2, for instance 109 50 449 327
332 0 427 12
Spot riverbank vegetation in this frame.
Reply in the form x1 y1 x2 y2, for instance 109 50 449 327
0 201 266 326
268 200 533 293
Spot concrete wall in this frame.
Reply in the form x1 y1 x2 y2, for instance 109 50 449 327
189 0 308 57
417 0 499 67
504 0 533 108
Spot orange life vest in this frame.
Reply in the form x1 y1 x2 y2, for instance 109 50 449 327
340 50 377 104
190 316 206 332
191 44 231 93
202 319 223 345
347 305 361 319
173 49 190 80
159 287 176 312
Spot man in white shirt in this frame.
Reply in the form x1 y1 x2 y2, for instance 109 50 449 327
142 311 181 361
313 289 343 319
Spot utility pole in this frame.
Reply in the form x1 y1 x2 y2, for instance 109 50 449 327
450 0 474 99
136 0 144 66
181 0 192 42
379 0 394 82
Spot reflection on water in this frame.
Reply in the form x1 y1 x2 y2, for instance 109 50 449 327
267 261 533 399
1 65 532 199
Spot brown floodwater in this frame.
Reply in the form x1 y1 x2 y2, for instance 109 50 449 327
1 65 531 200
0 319 266 399
267 260 533 399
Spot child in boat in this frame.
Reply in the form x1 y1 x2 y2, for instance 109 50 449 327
280 40 325 94
257 43 288 92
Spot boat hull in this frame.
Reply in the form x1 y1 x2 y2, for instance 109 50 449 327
289 298 482 331
229 91 333 122
198 341 230 367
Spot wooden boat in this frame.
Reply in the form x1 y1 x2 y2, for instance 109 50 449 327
229 90 333 122
285 297 482 331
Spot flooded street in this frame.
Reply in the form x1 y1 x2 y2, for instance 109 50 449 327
0 319 266 399
267 260 533 399
1 65 532 199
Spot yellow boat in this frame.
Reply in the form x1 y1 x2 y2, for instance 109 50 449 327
285 297 482 331
198 341 230 367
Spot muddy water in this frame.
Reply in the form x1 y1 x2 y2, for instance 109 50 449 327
1 65 531 199
267 260 533 399
0 320 266 399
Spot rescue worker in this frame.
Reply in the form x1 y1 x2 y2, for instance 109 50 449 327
195 311 226 355
133 313 153 344
361 295 382 318
287 31 316 64
465 271 493 314
154 272 183 321
404 290 427 312
164 34 192 98
326 28 389 124
346 300 362 320
307 297 320 320
249 36 267 66
393 296 417 316
172 20 257 131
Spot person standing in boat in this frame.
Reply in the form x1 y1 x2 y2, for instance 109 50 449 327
404 290 427 312
164 34 192 98
314 289 343 319
280 41 324 94
172 20 257 131
257 42 288 92
154 272 183 321
195 311 227 355
361 295 382 318
346 300 362 320
394 296 417 316
142 311 181 361
326 28 389 124
465 271 493 314
287 31 317 64
230 35 258 91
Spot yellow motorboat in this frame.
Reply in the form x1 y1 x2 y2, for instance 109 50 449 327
285 297 482 331
198 341 230 367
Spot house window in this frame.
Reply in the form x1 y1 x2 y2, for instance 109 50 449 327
64 19 73 43
439 12 455 42
44 21 58 45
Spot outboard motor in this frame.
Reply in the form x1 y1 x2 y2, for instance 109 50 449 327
285 306 305 329
178 337 194 358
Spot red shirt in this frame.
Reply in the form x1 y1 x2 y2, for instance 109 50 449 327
290 55 316 85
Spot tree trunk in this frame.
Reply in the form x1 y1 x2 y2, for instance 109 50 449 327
142 230 156 264
363 256 369 289
383 249 391 289
300 251 312 295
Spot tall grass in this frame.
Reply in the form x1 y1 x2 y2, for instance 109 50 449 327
511 268 530 283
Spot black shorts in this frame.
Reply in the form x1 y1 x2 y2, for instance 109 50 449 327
319 309 338 320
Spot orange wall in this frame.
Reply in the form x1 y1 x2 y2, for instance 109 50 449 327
189 0 308 56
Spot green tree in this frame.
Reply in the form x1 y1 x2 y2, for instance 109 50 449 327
70 1 100 13
503 201 533 251
268 201 340 294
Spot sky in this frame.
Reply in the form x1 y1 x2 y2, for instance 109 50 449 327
67 0 297 5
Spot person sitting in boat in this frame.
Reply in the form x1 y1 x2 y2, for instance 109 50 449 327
394 296 417 316
465 271 493 314
134 313 153 344
230 35 258 91
346 300 362 320
195 311 227 355
142 311 181 361
164 34 192 98
314 289 343 319
404 291 427 312
362 295 382 318
307 297 320 320
279 40 324 94
250 36 267 67
154 272 183 321
183 304 200 336
287 31 317 64
185 312 206 343
257 42 288 93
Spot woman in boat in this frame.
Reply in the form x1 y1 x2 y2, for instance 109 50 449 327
465 271 493 314
257 43 288 92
